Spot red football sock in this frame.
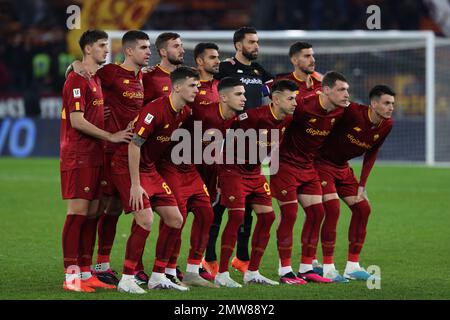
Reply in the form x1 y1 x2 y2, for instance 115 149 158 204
78 216 99 269
348 199 371 258
122 223 150 275
167 210 188 270
301 203 325 262
131 219 147 272
62 214 86 269
276 202 298 267
153 222 180 273
96 213 119 263
218 209 245 273
248 211 275 271
188 206 214 263
321 199 340 260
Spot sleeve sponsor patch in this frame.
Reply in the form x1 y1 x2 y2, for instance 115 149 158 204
238 112 248 121
73 88 81 98
144 113 154 124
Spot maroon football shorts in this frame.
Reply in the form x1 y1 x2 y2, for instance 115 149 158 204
112 168 178 213
60 166 102 200
315 160 359 198
219 172 273 209
158 163 211 214
270 162 322 202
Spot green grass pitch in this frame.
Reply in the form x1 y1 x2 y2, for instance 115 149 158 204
0 158 449 300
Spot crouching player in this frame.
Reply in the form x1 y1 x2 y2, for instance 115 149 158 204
214 79 297 287
112 67 199 293
317 85 394 281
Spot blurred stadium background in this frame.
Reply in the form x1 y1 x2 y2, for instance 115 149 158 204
1 0 450 301
1 0 450 164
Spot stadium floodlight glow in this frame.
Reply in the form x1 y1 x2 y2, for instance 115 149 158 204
107 30 448 166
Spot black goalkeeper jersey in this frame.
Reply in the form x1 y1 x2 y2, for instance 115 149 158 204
214 57 273 109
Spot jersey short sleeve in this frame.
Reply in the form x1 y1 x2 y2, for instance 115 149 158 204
66 75 87 113
133 106 161 142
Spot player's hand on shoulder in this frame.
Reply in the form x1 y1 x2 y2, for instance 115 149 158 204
73 60 92 79
141 65 156 73
223 57 235 65
109 127 133 143
130 184 149 211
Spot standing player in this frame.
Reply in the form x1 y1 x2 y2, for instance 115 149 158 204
69 31 152 285
214 79 298 287
207 27 274 275
316 85 394 281
274 42 322 97
60 29 133 292
142 32 184 104
94 30 151 285
271 71 350 284
112 67 199 293
273 41 323 272
192 42 220 107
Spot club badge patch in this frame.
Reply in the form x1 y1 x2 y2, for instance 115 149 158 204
239 113 248 121
144 113 154 124
73 88 81 98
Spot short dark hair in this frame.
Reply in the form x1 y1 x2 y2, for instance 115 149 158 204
289 42 313 57
170 66 199 85
233 26 257 47
122 30 149 48
271 79 298 95
155 32 181 57
369 85 396 100
218 77 243 92
322 71 348 89
79 29 108 53
194 42 219 61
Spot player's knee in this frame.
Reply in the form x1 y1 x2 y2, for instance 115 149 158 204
356 199 371 218
140 219 153 231
167 213 184 229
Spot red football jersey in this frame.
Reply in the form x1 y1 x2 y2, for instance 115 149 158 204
97 63 144 153
193 102 238 150
318 102 393 186
223 104 292 175
159 78 221 172
142 64 171 104
280 94 345 169
60 72 104 170
191 79 220 109
274 72 322 98
112 96 191 174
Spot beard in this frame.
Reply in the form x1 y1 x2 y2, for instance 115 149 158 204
242 48 258 61
168 55 184 65
300 66 314 75
205 65 219 75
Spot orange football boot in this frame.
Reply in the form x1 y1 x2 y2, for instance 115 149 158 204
82 276 116 289
231 257 249 274
202 258 219 277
